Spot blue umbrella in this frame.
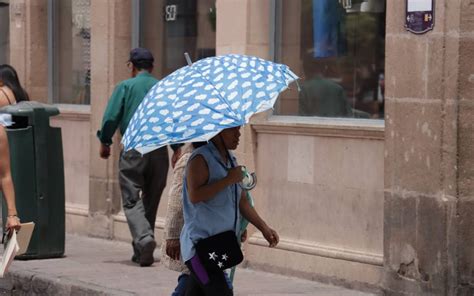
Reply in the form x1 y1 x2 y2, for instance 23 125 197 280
122 54 298 154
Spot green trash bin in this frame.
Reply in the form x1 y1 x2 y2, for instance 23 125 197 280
0 101 65 259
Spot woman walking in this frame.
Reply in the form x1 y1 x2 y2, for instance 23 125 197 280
181 126 279 295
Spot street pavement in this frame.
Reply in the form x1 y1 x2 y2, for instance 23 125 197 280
1 234 377 295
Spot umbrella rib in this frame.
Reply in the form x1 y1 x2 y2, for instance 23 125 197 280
187 62 240 119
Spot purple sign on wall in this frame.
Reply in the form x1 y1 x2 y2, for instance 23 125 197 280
405 0 434 34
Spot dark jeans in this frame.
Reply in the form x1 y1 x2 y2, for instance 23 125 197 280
172 273 189 296
119 147 169 252
184 255 233 296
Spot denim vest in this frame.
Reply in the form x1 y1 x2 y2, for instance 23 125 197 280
180 142 242 262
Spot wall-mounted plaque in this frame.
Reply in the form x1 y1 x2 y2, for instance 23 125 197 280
405 0 434 34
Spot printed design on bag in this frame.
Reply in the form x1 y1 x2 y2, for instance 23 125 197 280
209 252 218 261
208 251 231 269
196 231 244 271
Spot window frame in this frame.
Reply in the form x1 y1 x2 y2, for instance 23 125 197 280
267 0 385 127
131 0 141 49
47 0 91 106
0 1 10 65
131 0 218 78
47 0 56 104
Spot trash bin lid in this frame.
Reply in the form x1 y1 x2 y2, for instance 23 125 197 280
0 101 60 117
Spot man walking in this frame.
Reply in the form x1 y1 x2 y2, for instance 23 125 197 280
97 48 180 267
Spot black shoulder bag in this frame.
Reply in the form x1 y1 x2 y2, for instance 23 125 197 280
194 151 243 272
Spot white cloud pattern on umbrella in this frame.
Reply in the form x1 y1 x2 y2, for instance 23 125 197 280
122 54 298 154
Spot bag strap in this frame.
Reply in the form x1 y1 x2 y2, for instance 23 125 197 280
0 88 13 105
226 150 239 232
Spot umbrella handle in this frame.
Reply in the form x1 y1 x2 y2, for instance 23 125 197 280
184 52 193 66
295 79 301 92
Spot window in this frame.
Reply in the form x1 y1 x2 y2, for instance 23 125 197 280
274 0 385 119
0 1 9 64
137 0 216 79
50 0 91 104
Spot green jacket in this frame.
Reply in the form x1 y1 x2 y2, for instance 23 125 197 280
97 72 158 145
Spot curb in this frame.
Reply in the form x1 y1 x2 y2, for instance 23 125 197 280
2 270 134 296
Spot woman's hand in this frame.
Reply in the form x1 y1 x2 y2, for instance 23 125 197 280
240 229 248 243
6 215 21 232
262 226 279 248
226 166 244 185
165 239 181 260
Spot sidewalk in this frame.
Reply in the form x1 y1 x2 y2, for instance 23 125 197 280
1 234 376 295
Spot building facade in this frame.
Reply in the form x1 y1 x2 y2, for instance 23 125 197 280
1 0 473 294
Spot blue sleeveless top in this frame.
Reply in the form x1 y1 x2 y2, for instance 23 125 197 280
180 142 242 262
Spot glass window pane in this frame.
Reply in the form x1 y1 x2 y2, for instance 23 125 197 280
275 0 385 119
53 0 91 105
0 1 9 64
139 0 216 78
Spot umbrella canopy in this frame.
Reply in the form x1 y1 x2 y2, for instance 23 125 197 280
122 54 298 154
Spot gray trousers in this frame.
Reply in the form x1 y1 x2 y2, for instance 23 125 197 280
119 147 169 251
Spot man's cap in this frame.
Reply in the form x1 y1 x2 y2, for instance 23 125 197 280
128 48 154 64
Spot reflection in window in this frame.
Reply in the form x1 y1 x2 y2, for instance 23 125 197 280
0 1 9 64
139 0 216 79
52 0 91 104
275 0 385 119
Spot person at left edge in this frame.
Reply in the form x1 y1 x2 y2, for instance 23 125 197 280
0 64 28 235
97 48 182 267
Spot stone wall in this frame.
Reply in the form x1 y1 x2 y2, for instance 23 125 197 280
9 0 48 102
383 0 474 295
88 0 131 238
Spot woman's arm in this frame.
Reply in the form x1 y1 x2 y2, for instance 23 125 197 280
0 127 20 230
165 154 188 239
186 155 243 204
239 191 279 247
164 153 188 260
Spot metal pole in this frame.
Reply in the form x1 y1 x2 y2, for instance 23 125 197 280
47 0 55 104
269 0 283 114
269 0 276 61
131 0 140 48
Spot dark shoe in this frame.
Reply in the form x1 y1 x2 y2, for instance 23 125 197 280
138 238 156 267
131 254 140 264
131 241 140 264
